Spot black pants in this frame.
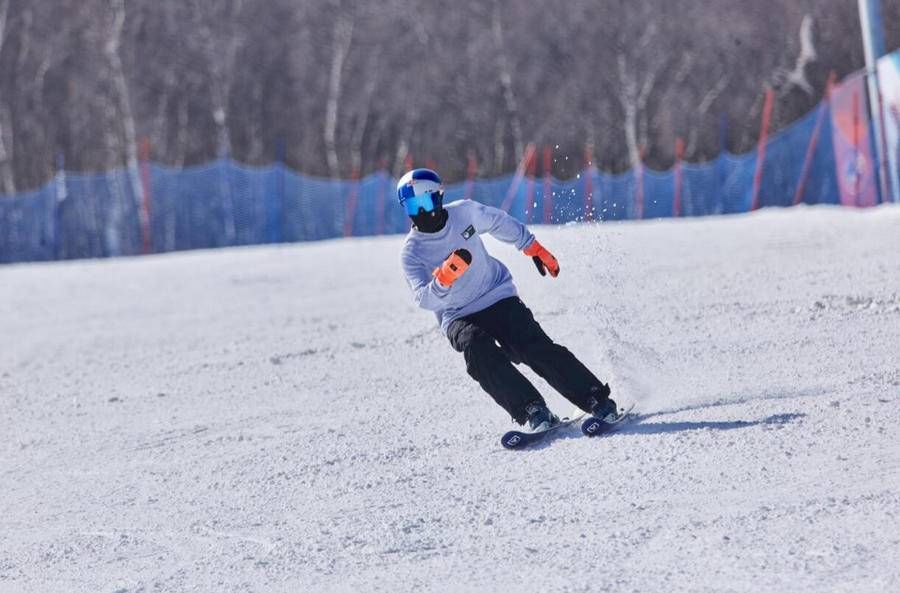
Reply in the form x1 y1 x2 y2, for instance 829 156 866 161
446 296 608 424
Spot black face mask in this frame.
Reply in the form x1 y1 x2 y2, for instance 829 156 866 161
411 208 448 233
410 192 447 233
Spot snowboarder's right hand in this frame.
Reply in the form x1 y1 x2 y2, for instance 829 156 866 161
433 249 472 287
523 239 560 278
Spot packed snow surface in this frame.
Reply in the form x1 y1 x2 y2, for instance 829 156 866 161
1 205 899 593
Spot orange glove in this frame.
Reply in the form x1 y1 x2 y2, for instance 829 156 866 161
433 249 472 287
523 240 559 277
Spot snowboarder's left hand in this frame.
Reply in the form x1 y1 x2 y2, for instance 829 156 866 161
523 240 559 277
433 249 472 287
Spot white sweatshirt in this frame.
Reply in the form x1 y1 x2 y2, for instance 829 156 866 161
400 199 535 334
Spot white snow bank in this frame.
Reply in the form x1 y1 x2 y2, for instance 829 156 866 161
1 205 899 593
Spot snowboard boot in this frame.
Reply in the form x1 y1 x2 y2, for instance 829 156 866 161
588 384 618 421
524 401 560 433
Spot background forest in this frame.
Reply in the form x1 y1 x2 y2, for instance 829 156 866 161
0 0 898 195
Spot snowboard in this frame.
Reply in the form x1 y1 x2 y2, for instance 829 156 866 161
580 403 636 437
500 411 586 450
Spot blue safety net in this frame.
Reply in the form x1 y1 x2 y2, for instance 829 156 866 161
0 80 881 264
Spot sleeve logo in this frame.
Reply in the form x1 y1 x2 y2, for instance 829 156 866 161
461 224 476 240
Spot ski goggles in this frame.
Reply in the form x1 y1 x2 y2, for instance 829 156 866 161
399 189 441 216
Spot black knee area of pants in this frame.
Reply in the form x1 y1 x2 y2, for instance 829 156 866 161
461 331 505 375
448 318 484 353
449 321 502 373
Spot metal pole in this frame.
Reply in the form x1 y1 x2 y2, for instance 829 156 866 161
858 0 892 202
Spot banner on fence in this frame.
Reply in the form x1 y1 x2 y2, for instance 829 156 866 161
878 50 900 203
830 72 879 207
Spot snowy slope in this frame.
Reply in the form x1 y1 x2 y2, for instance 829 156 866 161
1 205 899 593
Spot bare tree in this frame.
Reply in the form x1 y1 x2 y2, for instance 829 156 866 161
195 0 245 158
778 14 818 96
101 0 145 255
348 53 379 176
0 0 894 197
615 25 675 173
104 0 140 173
324 6 354 179
490 0 524 172
0 0 15 194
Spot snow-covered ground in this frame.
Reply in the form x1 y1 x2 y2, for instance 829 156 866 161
1 205 899 593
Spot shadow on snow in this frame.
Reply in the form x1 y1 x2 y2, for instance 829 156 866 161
511 412 806 451
620 412 806 437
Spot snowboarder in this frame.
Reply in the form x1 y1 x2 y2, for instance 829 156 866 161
398 168 617 433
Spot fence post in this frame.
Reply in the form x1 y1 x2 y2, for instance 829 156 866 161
673 137 685 217
375 158 388 235
463 150 477 201
858 0 889 204
343 165 361 237
878 86 900 204
853 90 862 205
793 72 837 206
717 113 729 214
265 139 285 243
138 137 153 254
634 146 645 219
53 152 67 259
525 150 536 222
218 151 236 246
542 146 553 224
751 87 775 211
876 85 896 204
500 143 536 213
583 143 594 221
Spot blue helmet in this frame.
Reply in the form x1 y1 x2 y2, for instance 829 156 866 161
397 168 444 216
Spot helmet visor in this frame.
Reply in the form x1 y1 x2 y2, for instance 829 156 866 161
400 192 439 216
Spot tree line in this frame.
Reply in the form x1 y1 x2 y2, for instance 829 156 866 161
0 0 896 196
